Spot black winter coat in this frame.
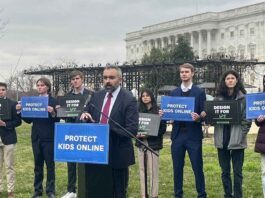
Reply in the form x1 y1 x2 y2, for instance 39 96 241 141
0 98 21 145
255 119 265 154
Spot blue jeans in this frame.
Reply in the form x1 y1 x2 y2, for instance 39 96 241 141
217 149 244 198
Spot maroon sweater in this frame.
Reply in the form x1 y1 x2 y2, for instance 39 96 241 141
255 119 265 154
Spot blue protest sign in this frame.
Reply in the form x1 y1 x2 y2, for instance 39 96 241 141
246 93 265 119
161 96 195 121
54 123 109 164
21 96 48 118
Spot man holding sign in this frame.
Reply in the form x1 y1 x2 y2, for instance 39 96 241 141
60 70 93 198
212 70 251 198
168 63 207 198
16 78 59 198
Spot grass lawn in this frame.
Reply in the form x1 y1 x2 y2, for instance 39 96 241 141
1 123 263 198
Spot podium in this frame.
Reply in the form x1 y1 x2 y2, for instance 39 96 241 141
54 123 111 198
78 164 113 198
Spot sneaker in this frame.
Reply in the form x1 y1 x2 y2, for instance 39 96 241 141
61 192 76 198
67 192 77 198
61 192 70 198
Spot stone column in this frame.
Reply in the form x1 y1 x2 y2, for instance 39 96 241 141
154 39 158 48
198 30 202 58
168 36 172 46
161 37 165 49
207 30 211 55
148 40 152 51
190 32 194 48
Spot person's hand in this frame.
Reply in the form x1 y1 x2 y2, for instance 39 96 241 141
80 112 95 122
0 120 6 127
257 115 265 122
55 105 61 109
47 106 55 113
191 112 200 121
16 101 22 111
136 133 147 138
200 111 206 118
158 109 164 117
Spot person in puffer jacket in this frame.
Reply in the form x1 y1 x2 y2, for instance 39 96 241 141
255 114 265 197
213 70 251 198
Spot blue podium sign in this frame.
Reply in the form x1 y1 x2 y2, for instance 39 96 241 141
161 96 195 121
21 96 48 118
54 123 109 164
246 93 265 119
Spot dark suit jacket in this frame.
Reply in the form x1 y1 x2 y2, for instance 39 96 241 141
170 85 206 141
0 98 21 145
23 96 60 142
85 88 139 169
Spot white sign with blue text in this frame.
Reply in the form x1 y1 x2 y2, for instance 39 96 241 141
246 93 265 119
21 96 48 118
54 123 109 164
161 96 195 121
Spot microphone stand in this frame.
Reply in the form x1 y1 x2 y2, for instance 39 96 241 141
144 146 149 198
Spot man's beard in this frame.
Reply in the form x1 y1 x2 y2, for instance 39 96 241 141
104 84 117 92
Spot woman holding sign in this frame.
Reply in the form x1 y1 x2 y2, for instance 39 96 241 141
213 70 251 198
16 77 60 198
136 89 166 198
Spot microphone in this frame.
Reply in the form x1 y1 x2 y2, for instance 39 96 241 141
78 92 93 123
84 92 93 107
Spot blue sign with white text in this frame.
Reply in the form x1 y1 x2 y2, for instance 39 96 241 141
161 96 195 121
54 123 109 164
21 96 48 118
246 93 265 119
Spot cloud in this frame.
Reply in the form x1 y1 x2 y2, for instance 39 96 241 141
0 0 264 82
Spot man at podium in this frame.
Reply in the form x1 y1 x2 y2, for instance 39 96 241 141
80 66 138 198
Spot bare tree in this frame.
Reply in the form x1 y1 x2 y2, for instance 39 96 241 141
6 71 38 100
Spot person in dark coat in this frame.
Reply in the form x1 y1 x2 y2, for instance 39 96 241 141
255 114 265 197
135 89 166 198
16 77 60 198
60 70 93 198
0 82 21 198
80 66 138 198
170 63 207 198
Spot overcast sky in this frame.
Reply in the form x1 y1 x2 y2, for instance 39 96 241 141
0 0 264 81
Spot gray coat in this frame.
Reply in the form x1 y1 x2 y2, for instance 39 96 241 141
214 91 252 150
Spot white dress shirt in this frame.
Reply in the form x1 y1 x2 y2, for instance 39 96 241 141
100 86 121 122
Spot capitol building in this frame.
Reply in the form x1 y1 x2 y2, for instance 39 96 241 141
125 2 265 90
125 2 265 64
